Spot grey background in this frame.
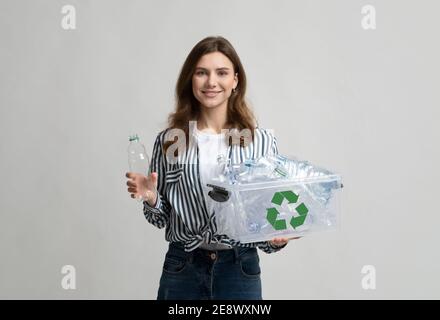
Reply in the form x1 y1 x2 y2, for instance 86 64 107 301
1 0 439 299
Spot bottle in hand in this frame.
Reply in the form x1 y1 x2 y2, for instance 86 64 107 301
128 134 149 201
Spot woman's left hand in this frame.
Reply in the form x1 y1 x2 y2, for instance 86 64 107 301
269 236 301 247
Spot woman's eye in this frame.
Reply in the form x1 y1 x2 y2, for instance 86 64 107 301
196 71 206 76
218 71 228 76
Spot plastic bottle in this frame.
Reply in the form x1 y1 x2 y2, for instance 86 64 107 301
128 134 150 201
215 154 227 182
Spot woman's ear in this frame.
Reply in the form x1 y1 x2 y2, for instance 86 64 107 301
234 73 239 89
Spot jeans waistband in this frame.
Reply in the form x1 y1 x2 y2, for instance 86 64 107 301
168 242 253 265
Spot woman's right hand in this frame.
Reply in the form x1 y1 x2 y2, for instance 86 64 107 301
126 172 158 206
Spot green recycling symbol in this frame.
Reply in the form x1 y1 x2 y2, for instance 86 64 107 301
266 190 309 230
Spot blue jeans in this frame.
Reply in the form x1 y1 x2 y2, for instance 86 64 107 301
157 242 262 300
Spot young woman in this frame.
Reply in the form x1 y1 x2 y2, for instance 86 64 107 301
126 36 298 300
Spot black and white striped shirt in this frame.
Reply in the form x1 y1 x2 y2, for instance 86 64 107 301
143 126 286 254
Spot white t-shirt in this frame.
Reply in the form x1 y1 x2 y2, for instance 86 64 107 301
193 126 231 250
193 126 228 214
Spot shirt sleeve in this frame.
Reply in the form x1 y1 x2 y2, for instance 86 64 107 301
143 131 171 229
272 133 279 155
257 241 288 254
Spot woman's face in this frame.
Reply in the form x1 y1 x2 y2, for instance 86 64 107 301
192 51 238 111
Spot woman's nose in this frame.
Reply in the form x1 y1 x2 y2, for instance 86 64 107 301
207 74 217 87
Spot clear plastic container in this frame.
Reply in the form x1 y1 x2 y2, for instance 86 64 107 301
206 155 343 243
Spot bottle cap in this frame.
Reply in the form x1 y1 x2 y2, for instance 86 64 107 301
129 134 139 142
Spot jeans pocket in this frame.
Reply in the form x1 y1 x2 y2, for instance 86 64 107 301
163 254 187 274
239 250 261 278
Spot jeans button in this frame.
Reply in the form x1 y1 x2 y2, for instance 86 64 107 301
210 253 216 260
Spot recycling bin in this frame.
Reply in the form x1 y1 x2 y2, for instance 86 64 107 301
206 155 343 243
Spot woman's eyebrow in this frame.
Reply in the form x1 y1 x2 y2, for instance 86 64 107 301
195 67 231 71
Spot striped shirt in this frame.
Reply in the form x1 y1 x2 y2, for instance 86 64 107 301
143 125 287 254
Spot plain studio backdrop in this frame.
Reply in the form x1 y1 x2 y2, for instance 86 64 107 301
1 0 439 299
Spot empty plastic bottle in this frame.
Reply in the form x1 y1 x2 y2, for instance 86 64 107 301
128 134 150 201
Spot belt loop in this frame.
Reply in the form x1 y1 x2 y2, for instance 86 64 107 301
233 247 239 265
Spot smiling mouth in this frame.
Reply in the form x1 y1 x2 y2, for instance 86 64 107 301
202 90 222 97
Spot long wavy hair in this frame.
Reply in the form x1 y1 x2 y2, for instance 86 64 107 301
164 36 256 154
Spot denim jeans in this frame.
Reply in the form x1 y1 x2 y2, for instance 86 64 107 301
157 242 262 300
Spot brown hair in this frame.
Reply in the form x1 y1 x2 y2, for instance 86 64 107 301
164 36 256 154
